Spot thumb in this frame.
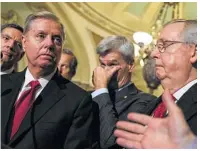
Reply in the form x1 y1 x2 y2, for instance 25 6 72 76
162 89 179 117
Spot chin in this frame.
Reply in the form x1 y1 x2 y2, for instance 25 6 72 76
40 62 56 69
156 72 166 81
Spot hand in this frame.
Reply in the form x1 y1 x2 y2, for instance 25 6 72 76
114 89 196 149
92 65 120 90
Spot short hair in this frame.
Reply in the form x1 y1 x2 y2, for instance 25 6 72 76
96 35 134 64
164 19 197 68
1 23 23 33
23 11 65 40
163 19 197 44
62 48 78 76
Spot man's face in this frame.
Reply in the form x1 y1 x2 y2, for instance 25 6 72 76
151 22 196 86
1 27 23 66
99 50 134 89
58 53 74 80
22 18 63 71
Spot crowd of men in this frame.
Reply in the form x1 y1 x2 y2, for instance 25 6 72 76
1 11 197 149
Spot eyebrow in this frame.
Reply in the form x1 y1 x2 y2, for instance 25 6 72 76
99 59 119 64
2 33 22 43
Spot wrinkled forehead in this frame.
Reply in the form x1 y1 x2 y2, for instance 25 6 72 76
99 51 123 62
1 27 23 41
159 22 185 41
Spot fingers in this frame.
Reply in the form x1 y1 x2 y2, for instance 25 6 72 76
116 121 146 134
127 112 152 126
116 138 142 149
107 65 121 77
114 129 143 142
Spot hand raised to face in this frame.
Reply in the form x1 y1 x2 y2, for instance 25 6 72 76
92 65 121 90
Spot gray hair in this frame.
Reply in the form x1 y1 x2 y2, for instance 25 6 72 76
164 19 197 68
164 19 197 44
23 11 65 40
96 35 134 64
62 48 78 76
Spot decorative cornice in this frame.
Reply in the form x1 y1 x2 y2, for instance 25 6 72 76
1 10 20 24
25 2 49 12
68 2 134 38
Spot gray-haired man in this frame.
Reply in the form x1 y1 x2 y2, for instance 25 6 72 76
92 35 157 148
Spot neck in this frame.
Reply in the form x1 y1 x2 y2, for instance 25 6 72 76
161 70 197 94
118 75 131 88
28 64 55 79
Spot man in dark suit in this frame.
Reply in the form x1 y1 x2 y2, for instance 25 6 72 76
114 19 197 149
92 35 157 148
1 23 24 75
1 11 94 149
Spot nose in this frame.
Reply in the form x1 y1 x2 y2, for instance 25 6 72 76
45 36 54 50
151 47 160 59
6 39 15 50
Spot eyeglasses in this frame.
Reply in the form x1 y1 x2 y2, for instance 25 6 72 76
154 40 189 53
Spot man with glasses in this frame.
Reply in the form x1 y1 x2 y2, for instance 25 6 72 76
114 19 197 148
1 23 24 75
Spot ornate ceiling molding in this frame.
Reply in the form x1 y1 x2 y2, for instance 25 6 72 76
68 2 134 38
1 10 21 24
25 2 49 12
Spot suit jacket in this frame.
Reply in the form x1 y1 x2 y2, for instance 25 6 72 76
92 83 157 148
1 69 94 149
147 83 197 135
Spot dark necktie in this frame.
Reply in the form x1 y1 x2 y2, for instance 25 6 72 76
10 80 40 139
153 94 176 118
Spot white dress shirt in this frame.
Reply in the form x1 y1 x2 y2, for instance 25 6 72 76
91 81 132 98
16 68 56 103
173 79 197 101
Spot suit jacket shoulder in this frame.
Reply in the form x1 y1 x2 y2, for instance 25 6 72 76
1 69 94 149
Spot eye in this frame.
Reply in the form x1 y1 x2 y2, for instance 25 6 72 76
39 33 45 39
156 44 164 49
100 63 105 68
2 35 10 41
36 33 46 40
53 36 62 46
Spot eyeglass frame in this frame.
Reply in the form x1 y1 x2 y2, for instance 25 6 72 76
154 39 196 53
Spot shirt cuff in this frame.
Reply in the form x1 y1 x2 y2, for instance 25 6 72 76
91 88 109 98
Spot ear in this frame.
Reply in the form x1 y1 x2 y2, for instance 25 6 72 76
22 35 26 52
190 45 197 64
128 63 135 72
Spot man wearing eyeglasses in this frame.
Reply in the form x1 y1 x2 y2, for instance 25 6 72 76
114 19 197 149
1 23 24 75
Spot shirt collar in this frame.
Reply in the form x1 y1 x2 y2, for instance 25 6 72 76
0 66 14 75
24 68 56 88
117 81 132 92
173 79 197 100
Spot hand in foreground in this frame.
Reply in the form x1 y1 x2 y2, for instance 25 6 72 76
114 89 196 149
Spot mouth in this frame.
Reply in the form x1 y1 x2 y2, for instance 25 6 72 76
40 54 56 61
2 51 11 56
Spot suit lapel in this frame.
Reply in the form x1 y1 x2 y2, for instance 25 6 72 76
115 83 139 114
9 72 66 144
1 70 25 143
177 83 197 121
